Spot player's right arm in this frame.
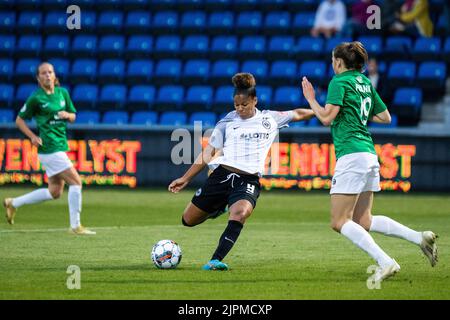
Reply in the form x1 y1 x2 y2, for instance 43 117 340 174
16 97 42 147
168 144 218 193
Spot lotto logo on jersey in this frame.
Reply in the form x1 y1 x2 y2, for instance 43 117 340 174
246 184 256 195
240 132 270 140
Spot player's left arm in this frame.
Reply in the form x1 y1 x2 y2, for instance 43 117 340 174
369 88 391 124
291 108 315 122
58 88 77 123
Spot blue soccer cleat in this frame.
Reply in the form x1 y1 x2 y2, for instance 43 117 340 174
202 259 229 271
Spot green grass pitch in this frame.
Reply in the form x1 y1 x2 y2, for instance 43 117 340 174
0 187 448 300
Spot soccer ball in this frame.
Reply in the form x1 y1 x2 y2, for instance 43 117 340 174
151 239 182 269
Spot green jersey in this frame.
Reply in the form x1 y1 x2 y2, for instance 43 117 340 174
326 70 387 159
18 86 76 154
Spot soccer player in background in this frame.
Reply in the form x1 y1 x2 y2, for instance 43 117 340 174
3 62 95 235
301 41 438 282
168 73 315 270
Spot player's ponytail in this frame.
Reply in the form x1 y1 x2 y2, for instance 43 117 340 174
333 41 368 73
232 72 257 98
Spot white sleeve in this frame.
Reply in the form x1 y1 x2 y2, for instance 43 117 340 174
267 110 294 129
209 121 227 149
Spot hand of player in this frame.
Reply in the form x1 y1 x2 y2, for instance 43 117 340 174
57 111 71 120
301 76 316 103
31 135 42 147
168 177 189 193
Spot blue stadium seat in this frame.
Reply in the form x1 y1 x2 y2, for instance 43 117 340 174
236 11 262 34
189 112 217 127
152 11 178 34
299 61 327 85
44 11 67 32
0 84 14 109
79 10 96 32
417 62 447 91
270 60 298 85
182 60 210 84
126 35 152 58
99 85 127 110
370 114 398 128
0 12 15 32
256 85 272 107
159 111 187 125
264 11 291 35
180 11 206 33
98 35 125 58
292 12 315 36
102 111 129 125
48 58 69 81
71 59 97 83
128 85 155 110
72 84 98 110
154 59 182 85
210 60 239 85
0 59 14 81
98 11 123 33
184 86 213 111
210 36 238 59
241 60 268 83
0 109 14 123
131 111 158 126
44 35 70 57
436 13 448 36
125 11 151 34
98 59 125 83
212 86 234 113
307 117 321 127
391 88 422 123
181 35 209 59
273 86 301 110
15 59 40 82
15 84 37 105
290 120 306 128
71 35 97 58
75 111 100 125
384 36 413 61
0 35 15 57
412 38 442 61
357 36 382 57
240 36 266 58
18 11 42 32
268 36 295 59
155 85 184 110
295 36 324 60
387 61 416 87
126 60 153 84
154 35 181 58
208 12 234 34
17 35 42 58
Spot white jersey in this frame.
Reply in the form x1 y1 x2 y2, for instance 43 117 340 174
208 109 294 176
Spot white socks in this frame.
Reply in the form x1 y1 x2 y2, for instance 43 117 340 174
370 215 422 245
68 185 82 229
341 220 393 267
12 188 53 208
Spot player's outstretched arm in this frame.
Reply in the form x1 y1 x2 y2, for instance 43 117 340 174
370 110 391 124
291 108 315 122
301 77 340 126
168 144 217 193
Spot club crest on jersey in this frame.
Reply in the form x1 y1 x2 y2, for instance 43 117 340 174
262 118 271 130
195 188 202 196
356 76 363 83
60 100 66 107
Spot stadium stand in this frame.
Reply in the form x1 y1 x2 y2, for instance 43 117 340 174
0 0 449 128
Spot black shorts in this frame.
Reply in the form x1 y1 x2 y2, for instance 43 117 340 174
192 165 261 214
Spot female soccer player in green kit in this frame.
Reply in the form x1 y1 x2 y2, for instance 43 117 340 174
3 62 95 235
302 42 437 282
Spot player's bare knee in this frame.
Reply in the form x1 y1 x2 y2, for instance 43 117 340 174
49 188 63 199
230 209 251 224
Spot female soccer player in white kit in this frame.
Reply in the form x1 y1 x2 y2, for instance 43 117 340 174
302 41 438 282
3 62 95 235
169 73 315 270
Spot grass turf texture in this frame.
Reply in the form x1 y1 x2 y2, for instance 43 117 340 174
0 187 448 300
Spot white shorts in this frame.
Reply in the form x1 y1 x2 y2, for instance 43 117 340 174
330 152 381 195
38 151 73 178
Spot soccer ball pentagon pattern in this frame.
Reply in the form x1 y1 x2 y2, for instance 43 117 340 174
151 239 182 269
